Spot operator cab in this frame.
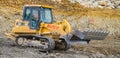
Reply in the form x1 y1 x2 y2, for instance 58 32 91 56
23 5 53 29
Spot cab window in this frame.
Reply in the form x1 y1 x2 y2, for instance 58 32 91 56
41 8 52 23
24 7 31 20
30 8 39 29
32 8 39 20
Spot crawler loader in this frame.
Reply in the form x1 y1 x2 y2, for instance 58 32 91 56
5 5 109 51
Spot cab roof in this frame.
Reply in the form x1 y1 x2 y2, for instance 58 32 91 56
24 5 53 8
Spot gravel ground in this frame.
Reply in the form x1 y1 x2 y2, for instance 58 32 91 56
0 33 120 58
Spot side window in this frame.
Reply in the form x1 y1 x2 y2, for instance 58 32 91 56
41 8 52 23
45 9 52 21
24 7 31 20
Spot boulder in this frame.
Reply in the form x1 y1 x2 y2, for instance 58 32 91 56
99 1 107 6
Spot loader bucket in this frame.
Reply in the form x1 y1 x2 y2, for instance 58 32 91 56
72 29 109 40
70 29 109 44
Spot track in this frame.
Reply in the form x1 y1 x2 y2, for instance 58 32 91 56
15 36 55 51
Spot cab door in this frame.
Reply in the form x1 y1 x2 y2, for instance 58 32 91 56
29 7 40 30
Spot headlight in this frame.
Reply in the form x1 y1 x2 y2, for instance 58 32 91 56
16 22 28 26
16 22 21 26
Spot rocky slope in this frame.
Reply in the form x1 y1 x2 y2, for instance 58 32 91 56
54 0 120 9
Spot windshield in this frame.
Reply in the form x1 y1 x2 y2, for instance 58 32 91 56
41 8 52 23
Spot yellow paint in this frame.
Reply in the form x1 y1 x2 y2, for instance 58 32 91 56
4 33 16 41
12 19 36 34
12 19 71 39
24 5 53 8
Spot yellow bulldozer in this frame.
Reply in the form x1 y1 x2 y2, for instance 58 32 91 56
5 5 109 51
